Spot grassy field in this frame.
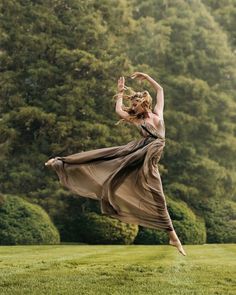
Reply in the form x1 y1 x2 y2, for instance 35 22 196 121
0 243 235 295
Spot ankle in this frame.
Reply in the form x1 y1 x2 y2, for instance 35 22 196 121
169 239 181 245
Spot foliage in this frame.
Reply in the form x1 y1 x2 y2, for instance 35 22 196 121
69 212 139 245
0 194 60 245
196 198 236 243
0 0 236 243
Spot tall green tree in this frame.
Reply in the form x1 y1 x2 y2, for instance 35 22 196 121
0 0 235 243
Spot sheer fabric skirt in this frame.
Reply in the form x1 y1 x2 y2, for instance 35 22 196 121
49 136 174 231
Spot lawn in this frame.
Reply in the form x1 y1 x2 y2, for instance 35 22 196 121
0 243 235 295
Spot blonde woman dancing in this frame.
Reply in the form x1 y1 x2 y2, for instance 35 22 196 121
45 72 186 256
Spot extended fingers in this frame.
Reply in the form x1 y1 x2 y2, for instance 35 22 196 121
130 72 139 79
130 72 145 79
117 76 125 91
118 76 125 82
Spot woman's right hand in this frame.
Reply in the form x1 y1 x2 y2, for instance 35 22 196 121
117 76 125 93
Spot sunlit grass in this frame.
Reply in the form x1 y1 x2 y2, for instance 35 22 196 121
0 244 235 294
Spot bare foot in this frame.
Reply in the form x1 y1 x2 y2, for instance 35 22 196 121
169 239 187 256
45 158 57 166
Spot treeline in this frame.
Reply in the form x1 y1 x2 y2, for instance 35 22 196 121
0 0 235 244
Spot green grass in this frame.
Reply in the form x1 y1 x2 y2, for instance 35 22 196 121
0 244 235 295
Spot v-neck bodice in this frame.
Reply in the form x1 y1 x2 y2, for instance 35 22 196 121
137 118 165 139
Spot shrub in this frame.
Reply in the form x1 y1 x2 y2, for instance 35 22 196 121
202 199 236 243
74 212 138 244
0 194 60 245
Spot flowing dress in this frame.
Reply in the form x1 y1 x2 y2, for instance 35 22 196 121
48 118 174 231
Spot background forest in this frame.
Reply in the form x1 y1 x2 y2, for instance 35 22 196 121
0 0 236 245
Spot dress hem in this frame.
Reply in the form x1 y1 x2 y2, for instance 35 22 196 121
101 212 174 232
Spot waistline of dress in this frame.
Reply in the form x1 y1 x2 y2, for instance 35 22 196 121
145 134 165 141
140 124 165 141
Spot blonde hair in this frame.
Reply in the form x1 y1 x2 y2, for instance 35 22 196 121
113 86 153 125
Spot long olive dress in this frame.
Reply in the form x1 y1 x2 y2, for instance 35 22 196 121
47 117 174 231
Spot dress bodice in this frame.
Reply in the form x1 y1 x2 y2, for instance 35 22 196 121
136 118 165 139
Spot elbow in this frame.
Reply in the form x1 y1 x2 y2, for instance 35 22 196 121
116 109 129 120
115 109 122 116
115 107 120 114
115 105 122 114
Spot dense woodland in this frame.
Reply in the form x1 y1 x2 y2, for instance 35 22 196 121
0 0 236 244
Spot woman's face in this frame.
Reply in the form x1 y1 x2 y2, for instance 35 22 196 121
131 99 144 113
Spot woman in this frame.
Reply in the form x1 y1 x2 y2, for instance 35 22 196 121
45 72 186 256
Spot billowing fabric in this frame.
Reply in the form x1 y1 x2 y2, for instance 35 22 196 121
48 118 174 231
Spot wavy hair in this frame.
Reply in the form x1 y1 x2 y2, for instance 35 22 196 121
113 86 153 125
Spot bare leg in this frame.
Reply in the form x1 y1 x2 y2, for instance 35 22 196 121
168 230 187 256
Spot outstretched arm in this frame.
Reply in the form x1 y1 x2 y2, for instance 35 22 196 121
145 75 164 119
115 77 129 119
131 72 164 119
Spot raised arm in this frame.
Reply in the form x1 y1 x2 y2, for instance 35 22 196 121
146 76 164 119
114 77 129 119
130 72 164 119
